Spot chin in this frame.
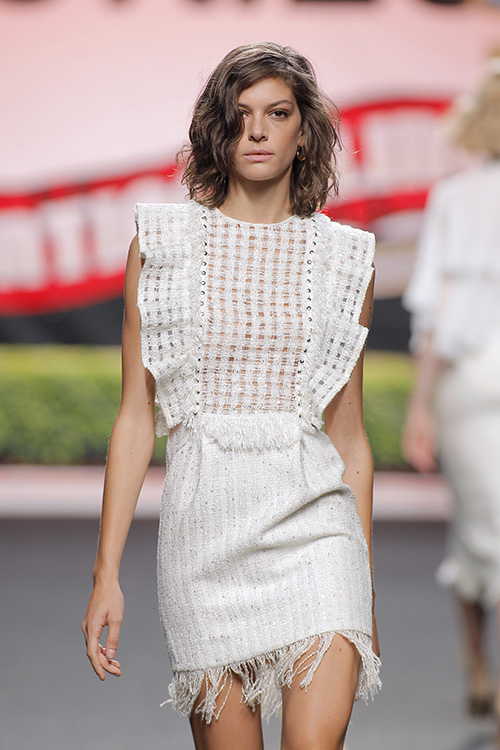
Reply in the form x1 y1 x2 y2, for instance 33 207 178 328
237 164 292 184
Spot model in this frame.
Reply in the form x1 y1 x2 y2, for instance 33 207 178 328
82 42 381 750
403 57 500 739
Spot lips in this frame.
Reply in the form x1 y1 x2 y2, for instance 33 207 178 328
243 151 273 162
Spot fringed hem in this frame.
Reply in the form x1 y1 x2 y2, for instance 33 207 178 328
436 557 500 610
164 630 381 724
184 411 315 451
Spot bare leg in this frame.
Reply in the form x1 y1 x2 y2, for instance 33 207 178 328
494 603 500 747
189 672 264 750
281 634 360 750
457 596 493 716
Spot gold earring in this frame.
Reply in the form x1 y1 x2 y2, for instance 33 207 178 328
296 145 306 161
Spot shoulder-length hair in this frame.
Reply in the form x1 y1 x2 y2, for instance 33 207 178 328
179 43 341 217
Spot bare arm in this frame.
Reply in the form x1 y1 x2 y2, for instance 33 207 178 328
322 273 379 654
81 235 156 679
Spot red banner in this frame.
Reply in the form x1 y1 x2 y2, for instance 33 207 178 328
0 97 456 316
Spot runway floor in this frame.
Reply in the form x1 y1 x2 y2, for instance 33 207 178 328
1 517 499 750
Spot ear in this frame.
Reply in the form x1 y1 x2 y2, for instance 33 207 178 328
297 124 305 148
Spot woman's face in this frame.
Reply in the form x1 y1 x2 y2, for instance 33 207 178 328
230 76 303 186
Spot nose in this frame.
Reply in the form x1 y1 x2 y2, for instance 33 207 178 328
247 115 267 142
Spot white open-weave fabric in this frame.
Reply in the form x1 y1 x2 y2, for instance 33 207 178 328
135 200 381 722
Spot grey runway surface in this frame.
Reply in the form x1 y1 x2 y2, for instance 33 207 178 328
1 518 498 750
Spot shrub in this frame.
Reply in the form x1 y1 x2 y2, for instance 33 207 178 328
363 352 414 470
0 345 413 469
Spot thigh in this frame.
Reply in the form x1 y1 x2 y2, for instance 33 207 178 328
190 672 264 750
281 634 360 750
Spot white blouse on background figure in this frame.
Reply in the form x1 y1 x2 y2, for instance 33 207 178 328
404 160 500 361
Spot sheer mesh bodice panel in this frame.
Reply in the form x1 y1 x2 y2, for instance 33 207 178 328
135 200 375 439
199 213 307 415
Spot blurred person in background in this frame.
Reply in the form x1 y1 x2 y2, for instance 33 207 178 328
403 58 500 739
81 43 380 750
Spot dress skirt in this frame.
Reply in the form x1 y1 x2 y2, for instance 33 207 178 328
435 339 500 607
157 416 381 722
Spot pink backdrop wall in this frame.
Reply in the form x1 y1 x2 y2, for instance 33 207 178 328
2 0 500 187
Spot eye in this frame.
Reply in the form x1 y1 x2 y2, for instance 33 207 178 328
272 109 289 119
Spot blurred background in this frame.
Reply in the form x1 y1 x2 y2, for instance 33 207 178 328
1 0 500 748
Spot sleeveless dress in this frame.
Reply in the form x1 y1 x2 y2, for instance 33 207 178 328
135 200 381 723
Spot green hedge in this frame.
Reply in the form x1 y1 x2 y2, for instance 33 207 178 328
0 345 413 469
363 352 415 470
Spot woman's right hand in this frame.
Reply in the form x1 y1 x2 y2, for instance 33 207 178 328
82 578 124 680
80 236 156 682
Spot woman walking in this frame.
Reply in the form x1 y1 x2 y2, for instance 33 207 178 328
82 42 381 750
403 58 500 739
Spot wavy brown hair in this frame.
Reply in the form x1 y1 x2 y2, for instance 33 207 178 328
179 43 341 217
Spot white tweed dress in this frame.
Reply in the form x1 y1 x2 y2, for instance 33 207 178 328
135 200 381 722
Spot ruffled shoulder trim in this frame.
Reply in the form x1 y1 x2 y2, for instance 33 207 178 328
134 201 199 260
135 201 203 436
305 215 375 427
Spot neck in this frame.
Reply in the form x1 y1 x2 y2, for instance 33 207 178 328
220 174 293 224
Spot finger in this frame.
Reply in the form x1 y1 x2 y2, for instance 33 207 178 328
99 644 122 677
104 617 122 660
99 643 121 667
86 625 107 680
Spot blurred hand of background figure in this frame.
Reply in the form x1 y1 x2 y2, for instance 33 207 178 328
401 330 444 474
402 401 438 474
